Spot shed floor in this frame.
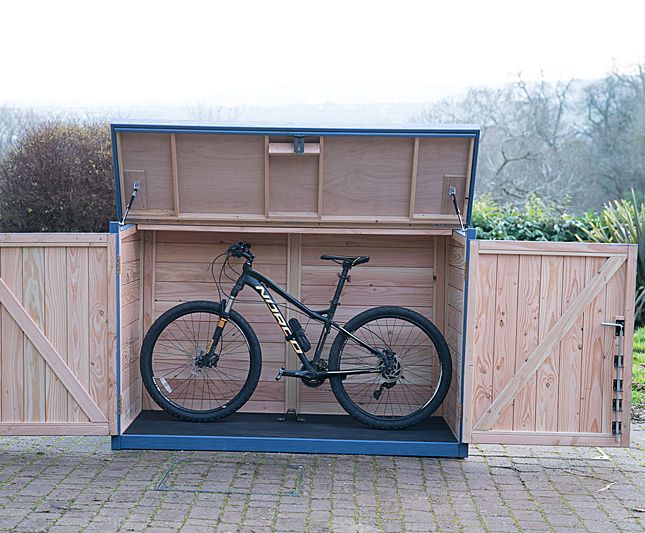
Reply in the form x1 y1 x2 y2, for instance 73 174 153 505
117 411 463 456
125 410 454 440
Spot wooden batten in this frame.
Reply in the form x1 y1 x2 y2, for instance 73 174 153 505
170 134 180 216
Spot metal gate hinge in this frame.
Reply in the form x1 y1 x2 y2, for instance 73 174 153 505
612 399 623 412
613 379 623 392
614 354 624 368
612 421 622 435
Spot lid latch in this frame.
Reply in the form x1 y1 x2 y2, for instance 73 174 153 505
293 135 305 156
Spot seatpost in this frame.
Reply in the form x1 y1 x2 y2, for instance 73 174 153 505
329 264 351 315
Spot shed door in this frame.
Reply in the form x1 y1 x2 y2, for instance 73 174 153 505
0 235 117 435
464 240 637 447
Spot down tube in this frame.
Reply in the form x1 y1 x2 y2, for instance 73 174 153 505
249 283 310 366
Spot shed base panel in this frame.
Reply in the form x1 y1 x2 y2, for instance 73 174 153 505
114 410 467 457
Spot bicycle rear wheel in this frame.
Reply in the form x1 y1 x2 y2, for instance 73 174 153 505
328 306 451 429
140 301 261 422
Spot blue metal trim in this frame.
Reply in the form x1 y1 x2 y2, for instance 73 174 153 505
465 132 480 227
110 124 479 139
458 228 478 443
111 127 123 221
114 433 468 457
110 221 122 436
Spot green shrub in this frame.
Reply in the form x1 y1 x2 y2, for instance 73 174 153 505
633 327 645 420
0 120 115 233
471 194 594 241
580 191 645 327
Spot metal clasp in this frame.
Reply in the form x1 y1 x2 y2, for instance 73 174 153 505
293 135 305 155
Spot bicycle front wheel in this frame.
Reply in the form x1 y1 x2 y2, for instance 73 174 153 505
140 301 261 422
328 306 451 429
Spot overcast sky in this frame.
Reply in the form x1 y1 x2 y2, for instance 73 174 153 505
2 0 644 109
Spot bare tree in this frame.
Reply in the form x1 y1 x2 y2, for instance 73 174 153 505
0 106 41 157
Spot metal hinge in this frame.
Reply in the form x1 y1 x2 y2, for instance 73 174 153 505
613 379 623 392
612 399 623 412
612 421 622 435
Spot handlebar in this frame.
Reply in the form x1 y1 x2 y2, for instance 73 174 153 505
227 241 254 261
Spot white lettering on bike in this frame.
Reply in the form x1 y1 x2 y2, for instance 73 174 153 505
255 285 304 355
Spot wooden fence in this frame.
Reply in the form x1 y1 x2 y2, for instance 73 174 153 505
465 241 637 446
0 234 117 435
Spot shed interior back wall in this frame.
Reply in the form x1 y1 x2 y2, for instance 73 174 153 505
129 230 463 431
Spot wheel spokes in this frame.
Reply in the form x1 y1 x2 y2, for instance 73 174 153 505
337 317 441 420
151 311 252 413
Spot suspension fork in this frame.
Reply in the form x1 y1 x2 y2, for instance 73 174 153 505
206 276 244 359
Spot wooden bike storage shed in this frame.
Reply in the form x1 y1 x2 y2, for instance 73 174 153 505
0 121 636 457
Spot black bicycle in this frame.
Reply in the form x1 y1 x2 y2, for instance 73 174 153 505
140 242 452 429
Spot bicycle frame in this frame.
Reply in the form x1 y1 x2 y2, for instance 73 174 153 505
208 258 382 375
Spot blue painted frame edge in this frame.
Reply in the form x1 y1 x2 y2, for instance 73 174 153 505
109 221 125 436
465 132 480 227
111 434 468 458
110 127 123 222
458 227 477 443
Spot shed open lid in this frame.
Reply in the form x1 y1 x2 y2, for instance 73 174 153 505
111 122 480 232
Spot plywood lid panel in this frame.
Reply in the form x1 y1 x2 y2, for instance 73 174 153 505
112 123 479 230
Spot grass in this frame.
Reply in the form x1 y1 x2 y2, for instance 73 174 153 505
633 327 645 420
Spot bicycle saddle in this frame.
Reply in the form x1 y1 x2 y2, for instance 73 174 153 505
320 255 370 266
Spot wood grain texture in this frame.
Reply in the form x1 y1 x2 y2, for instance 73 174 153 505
0 278 106 423
602 262 624 436
322 137 413 218
414 138 470 216
557 256 585 432
0 239 115 433
23 247 45 422
512 255 541 431
44 248 68 422
1 249 24 421
535 256 563 432
89 247 109 419
269 155 319 216
474 254 624 432
120 133 174 212
444 236 466 435
67 247 89 422
176 134 265 216
472 254 497 425
579 257 606 433
491 254 519 430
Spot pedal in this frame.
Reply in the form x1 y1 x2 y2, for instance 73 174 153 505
275 367 285 381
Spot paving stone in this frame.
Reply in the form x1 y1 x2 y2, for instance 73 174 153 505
0 425 643 532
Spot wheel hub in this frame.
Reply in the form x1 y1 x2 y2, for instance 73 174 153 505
378 352 402 383
193 348 218 369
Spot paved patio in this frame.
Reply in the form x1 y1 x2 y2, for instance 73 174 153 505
0 426 643 533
